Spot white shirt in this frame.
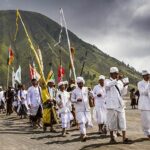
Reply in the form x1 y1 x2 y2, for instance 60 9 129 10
18 90 27 104
71 87 90 112
27 86 42 107
138 80 150 110
117 80 128 97
105 78 126 110
93 84 106 108
0 91 5 104
48 87 57 100
56 90 71 113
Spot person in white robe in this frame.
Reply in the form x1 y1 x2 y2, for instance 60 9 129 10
0 86 5 113
138 70 150 139
114 72 129 137
56 81 73 136
71 77 93 142
93 75 107 134
48 79 57 101
27 79 42 128
17 84 28 118
105 67 131 144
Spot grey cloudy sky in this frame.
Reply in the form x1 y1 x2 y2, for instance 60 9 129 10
0 0 150 72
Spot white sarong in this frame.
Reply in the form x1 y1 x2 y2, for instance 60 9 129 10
93 107 107 124
30 105 39 116
61 112 73 128
107 109 126 131
76 111 93 127
141 110 150 136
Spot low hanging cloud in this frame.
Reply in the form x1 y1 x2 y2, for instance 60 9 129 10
0 0 150 71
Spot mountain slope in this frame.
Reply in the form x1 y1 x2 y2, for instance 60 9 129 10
0 10 141 87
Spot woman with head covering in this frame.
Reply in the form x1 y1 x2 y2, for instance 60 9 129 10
56 81 73 136
17 84 28 119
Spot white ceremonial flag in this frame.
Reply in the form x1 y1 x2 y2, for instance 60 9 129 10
15 66 21 84
12 68 16 87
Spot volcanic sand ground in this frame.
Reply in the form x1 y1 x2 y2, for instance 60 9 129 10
0 101 149 150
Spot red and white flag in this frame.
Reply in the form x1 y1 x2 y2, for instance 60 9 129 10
7 46 14 65
29 64 41 81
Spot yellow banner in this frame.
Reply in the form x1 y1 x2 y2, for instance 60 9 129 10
15 10 50 101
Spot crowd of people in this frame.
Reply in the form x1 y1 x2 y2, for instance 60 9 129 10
0 67 149 144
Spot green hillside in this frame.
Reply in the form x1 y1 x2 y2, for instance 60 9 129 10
0 10 141 88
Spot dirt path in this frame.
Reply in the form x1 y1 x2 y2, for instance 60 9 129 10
0 103 149 150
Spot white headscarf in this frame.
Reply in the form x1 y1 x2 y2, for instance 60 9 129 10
99 75 105 80
48 79 55 83
77 77 85 84
110 67 119 73
142 70 150 75
63 81 68 85
58 81 64 87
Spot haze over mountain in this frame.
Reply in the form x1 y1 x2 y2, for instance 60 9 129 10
0 10 141 87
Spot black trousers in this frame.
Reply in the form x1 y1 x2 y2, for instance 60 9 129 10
30 105 42 122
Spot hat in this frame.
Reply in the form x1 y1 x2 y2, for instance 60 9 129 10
110 67 119 73
48 79 55 83
58 81 64 87
77 77 85 84
64 81 68 85
142 70 150 76
99 75 105 80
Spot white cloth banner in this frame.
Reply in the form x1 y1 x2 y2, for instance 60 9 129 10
15 66 21 84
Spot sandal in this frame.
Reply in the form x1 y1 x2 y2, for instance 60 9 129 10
109 139 117 144
66 131 70 134
123 138 133 144
117 132 122 137
80 134 87 142
50 129 57 133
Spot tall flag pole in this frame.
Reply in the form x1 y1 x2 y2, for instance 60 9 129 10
80 51 88 76
7 46 14 88
6 66 10 89
12 67 16 88
59 8 77 83
69 47 75 80
58 49 65 82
